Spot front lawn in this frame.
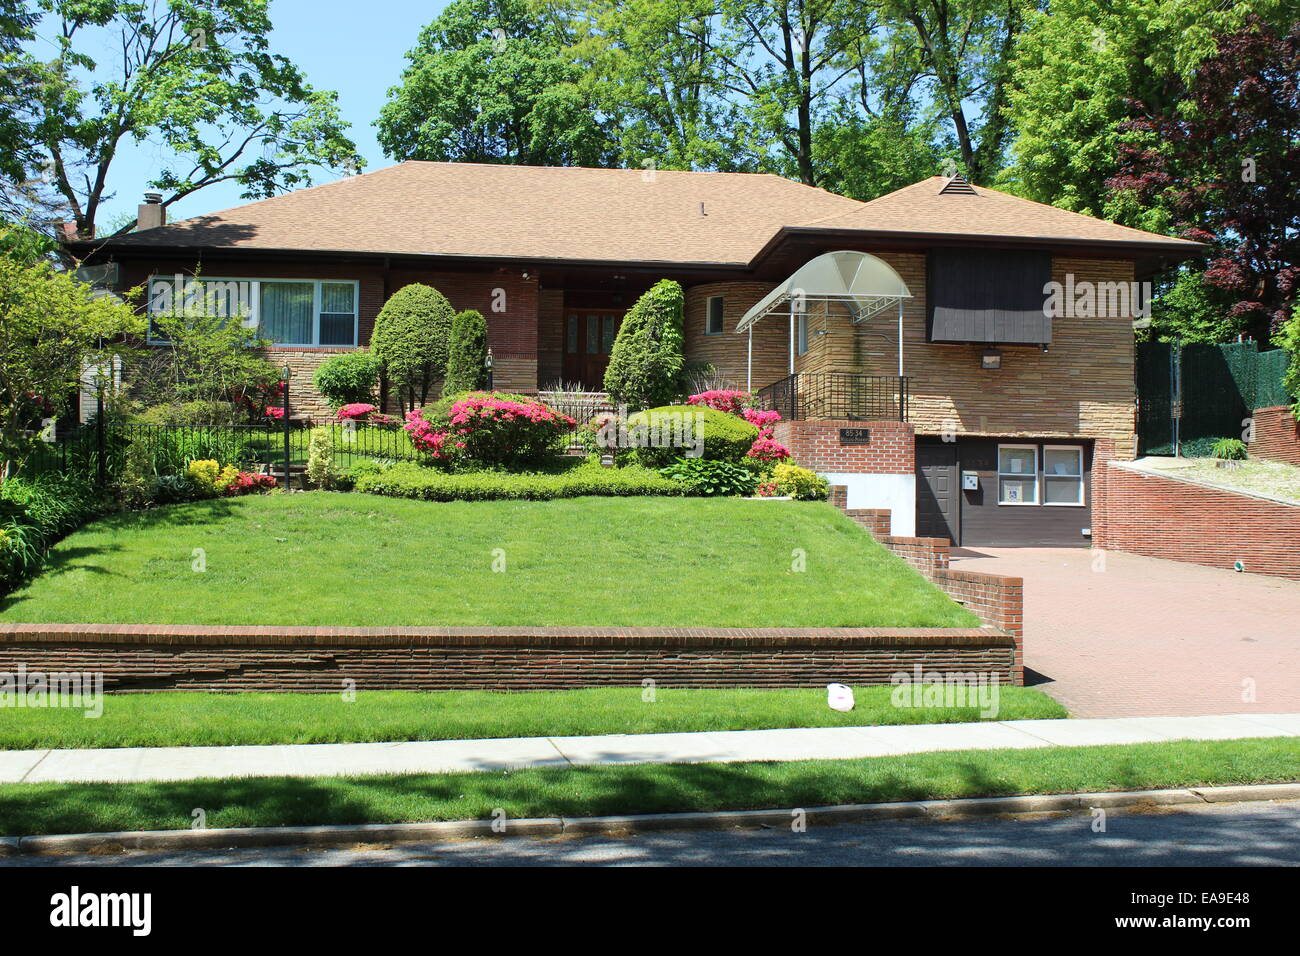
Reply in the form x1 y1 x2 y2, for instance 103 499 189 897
1 738 1293 837
0 687 1064 750
0 494 978 628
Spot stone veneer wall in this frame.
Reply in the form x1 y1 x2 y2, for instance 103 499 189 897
702 253 1139 458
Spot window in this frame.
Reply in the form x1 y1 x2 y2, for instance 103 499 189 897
147 276 358 346
1043 446 1085 505
586 315 600 355
602 315 617 353
566 315 578 353
997 445 1038 505
706 296 724 335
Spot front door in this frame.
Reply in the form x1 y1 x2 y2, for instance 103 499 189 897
562 313 621 390
916 441 960 544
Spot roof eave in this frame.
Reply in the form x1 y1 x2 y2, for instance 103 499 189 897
749 226 1209 270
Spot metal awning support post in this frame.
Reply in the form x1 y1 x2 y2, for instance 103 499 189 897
789 309 795 375
897 299 904 377
746 328 753 392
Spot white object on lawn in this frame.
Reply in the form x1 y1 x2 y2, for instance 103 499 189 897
826 683 855 712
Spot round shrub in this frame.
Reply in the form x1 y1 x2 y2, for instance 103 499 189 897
405 391 575 468
371 283 454 411
313 351 382 408
772 462 828 500
626 404 758 468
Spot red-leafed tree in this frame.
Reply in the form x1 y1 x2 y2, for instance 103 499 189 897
1107 16 1299 344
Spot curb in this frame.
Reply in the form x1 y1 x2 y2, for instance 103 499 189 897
5 782 1298 856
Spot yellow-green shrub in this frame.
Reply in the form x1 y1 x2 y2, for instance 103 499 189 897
773 462 828 500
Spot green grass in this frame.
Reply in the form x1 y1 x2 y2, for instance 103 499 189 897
0 686 1064 750
1 738 1294 836
0 494 978 628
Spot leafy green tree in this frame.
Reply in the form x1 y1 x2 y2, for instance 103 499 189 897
1143 268 1241 344
604 280 686 410
371 284 455 413
313 352 382 409
878 0 1031 186
1002 0 1287 222
814 108 946 201
5 0 361 240
443 310 489 396
0 236 143 477
1276 305 1300 412
377 0 616 166
144 309 279 413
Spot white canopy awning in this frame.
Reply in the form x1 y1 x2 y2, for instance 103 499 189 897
735 250 912 334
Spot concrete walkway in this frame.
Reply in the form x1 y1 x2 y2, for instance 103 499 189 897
3 713 1296 785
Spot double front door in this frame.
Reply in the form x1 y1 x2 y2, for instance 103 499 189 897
563 313 622 390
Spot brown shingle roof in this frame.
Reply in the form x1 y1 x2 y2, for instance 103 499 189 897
98 161 864 266
795 176 1203 250
89 164 1203 265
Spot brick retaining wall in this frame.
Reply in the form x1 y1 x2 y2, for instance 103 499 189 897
0 624 1016 692
1091 462 1300 581
1250 405 1300 467
829 487 1025 684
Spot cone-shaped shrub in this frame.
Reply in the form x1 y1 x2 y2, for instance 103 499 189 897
371 283 454 411
443 309 489 396
603 279 685 410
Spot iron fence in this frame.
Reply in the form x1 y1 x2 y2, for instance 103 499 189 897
20 418 432 485
757 373 909 422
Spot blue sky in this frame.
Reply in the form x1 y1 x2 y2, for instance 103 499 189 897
96 0 452 227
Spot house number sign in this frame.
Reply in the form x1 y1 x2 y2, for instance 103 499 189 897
838 428 871 445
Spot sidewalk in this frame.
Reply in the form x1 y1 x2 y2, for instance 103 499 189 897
3 713 1296 786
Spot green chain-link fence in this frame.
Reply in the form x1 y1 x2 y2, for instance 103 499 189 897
1137 341 1295 455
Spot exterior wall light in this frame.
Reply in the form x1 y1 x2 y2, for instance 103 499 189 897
981 348 1002 370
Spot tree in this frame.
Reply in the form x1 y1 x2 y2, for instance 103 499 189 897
0 236 143 476
879 0 1031 186
5 0 362 240
443 310 489 396
377 0 616 166
1276 304 1300 411
142 309 279 414
1002 0 1287 222
1143 268 1242 344
604 279 686 410
1107 15 1300 342
371 284 455 413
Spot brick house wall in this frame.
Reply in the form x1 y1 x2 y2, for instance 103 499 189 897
1249 405 1300 466
118 258 542 414
1092 462 1300 581
772 419 915 474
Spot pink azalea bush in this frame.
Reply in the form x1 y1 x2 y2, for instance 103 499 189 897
747 429 792 462
404 391 575 468
686 389 788 462
264 405 284 420
225 471 278 495
686 389 754 415
337 403 377 422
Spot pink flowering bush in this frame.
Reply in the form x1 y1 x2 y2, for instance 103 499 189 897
686 389 754 415
747 429 792 462
224 471 278 496
337 403 377 422
264 405 284 420
404 391 575 468
742 407 781 429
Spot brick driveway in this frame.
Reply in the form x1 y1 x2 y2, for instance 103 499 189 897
951 547 1300 717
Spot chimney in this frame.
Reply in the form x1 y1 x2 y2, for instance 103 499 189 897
137 191 165 231
59 221 80 242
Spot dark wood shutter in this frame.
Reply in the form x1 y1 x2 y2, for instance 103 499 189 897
927 249 1053 345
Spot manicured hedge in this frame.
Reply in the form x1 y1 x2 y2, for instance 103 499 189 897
627 404 759 468
351 460 683 501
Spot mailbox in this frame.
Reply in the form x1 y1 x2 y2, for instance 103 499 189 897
962 471 979 491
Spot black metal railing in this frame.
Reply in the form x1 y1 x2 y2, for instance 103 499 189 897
757 373 909 422
19 419 433 485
